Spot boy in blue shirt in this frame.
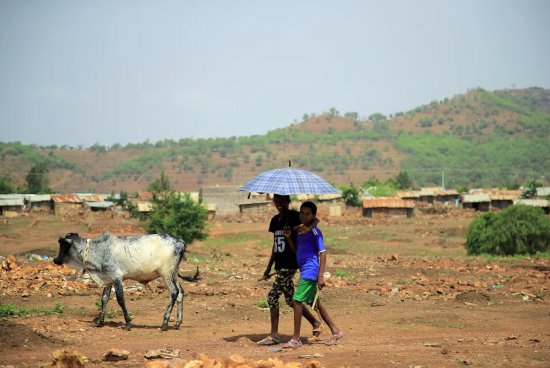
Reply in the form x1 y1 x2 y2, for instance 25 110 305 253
257 194 321 346
283 201 343 348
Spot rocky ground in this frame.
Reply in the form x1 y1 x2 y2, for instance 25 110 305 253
0 212 549 367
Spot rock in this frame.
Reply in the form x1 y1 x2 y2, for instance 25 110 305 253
40 349 88 368
103 348 130 361
144 348 181 360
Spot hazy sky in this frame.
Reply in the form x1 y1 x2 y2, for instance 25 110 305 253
1 0 549 147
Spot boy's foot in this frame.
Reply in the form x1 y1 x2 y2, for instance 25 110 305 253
326 331 344 345
312 321 323 337
283 339 302 349
257 336 280 346
332 331 344 341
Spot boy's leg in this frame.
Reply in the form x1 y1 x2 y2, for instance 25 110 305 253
317 301 343 339
302 306 322 336
292 300 303 341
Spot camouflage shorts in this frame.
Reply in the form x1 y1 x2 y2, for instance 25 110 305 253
267 268 297 309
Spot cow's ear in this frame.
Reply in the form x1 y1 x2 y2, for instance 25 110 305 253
59 237 73 246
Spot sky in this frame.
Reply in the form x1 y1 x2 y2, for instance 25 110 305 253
1 0 549 148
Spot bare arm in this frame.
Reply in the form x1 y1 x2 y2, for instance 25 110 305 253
295 218 320 234
283 226 297 254
317 251 327 288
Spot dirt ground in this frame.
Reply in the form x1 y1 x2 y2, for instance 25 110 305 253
0 211 549 368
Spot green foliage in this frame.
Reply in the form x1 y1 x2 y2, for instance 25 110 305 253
148 191 208 244
254 299 269 309
368 113 387 123
0 175 15 194
26 162 51 194
147 171 172 193
0 302 65 318
522 179 542 199
395 134 550 187
394 171 412 190
341 184 361 207
465 205 550 256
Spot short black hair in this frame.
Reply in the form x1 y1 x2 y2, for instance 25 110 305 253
300 201 317 215
273 194 291 202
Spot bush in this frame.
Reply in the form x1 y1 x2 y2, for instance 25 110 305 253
148 192 209 244
465 205 550 256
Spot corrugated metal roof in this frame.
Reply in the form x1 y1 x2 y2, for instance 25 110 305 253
462 194 491 203
24 194 51 202
514 199 550 207
0 194 24 200
536 187 550 197
0 197 25 206
362 197 415 209
78 194 104 202
51 194 82 203
486 189 522 201
86 201 114 208
396 191 420 199
136 192 153 200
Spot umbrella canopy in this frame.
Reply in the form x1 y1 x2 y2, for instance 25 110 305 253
240 168 339 195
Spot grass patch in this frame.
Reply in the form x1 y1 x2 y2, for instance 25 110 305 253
254 299 269 309
0 302 65 318
333 268 354 279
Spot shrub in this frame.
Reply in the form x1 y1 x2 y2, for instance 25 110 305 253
465 205 550 256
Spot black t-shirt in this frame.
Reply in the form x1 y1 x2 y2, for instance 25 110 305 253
268 210 301 270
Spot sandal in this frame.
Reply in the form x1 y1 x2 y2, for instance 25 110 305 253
326 331 344 345
307 335 324 344
283 339 302 349
257 336 280 346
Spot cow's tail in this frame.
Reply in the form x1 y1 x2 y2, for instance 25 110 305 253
179 266 201 282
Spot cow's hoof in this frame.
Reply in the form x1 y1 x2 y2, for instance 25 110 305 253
93 319 104 327
174 324 180 330
124 323 132 331
160 324 169 331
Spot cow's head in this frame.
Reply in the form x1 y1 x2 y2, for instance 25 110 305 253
53 233 80 265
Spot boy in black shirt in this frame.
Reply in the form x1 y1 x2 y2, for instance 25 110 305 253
257 194 321 345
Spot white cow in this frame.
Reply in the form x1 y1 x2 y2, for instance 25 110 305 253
54 232 198 331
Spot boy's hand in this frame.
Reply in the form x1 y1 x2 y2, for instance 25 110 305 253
318 275 325 289
294 224 309 234
283 226 291 238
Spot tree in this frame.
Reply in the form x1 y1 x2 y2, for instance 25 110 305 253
0 175 15 194
465 205 550 256
394 171 412 190
26 162 50 194
341 184 361 207
522 179 541 198
368 113 387 123
147 192 208 244
148 171 172 193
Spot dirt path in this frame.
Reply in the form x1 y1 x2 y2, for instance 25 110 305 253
0 214 549 367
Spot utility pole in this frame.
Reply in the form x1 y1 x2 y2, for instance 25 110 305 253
441 170 445 190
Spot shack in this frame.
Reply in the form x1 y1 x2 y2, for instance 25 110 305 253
0 194 25 217
514 199 550 215
362 197 415 218
51 194 83 217
24 194 52 213
486 189 522 210
462 193 491 211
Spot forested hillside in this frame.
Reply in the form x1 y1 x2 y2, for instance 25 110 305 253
1 87 549 194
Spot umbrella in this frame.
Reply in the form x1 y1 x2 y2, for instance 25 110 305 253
240 167 339 195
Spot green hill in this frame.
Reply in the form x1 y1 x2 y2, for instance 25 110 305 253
1 87 549 193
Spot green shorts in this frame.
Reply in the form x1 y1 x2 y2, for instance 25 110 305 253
293 278 317 305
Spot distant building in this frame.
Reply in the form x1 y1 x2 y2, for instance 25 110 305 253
0 194 25 217
461 193 491 211
362 197 415 218
51 194 84 217
514 199 550 215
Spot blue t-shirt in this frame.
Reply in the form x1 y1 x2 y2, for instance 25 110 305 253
296 227 326 281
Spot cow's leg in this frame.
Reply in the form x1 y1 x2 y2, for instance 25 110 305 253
174 283 184 330
94 286 112 326
161 276 179 331
113 278 132 330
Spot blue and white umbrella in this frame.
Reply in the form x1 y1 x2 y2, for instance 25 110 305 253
240 167 339 195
